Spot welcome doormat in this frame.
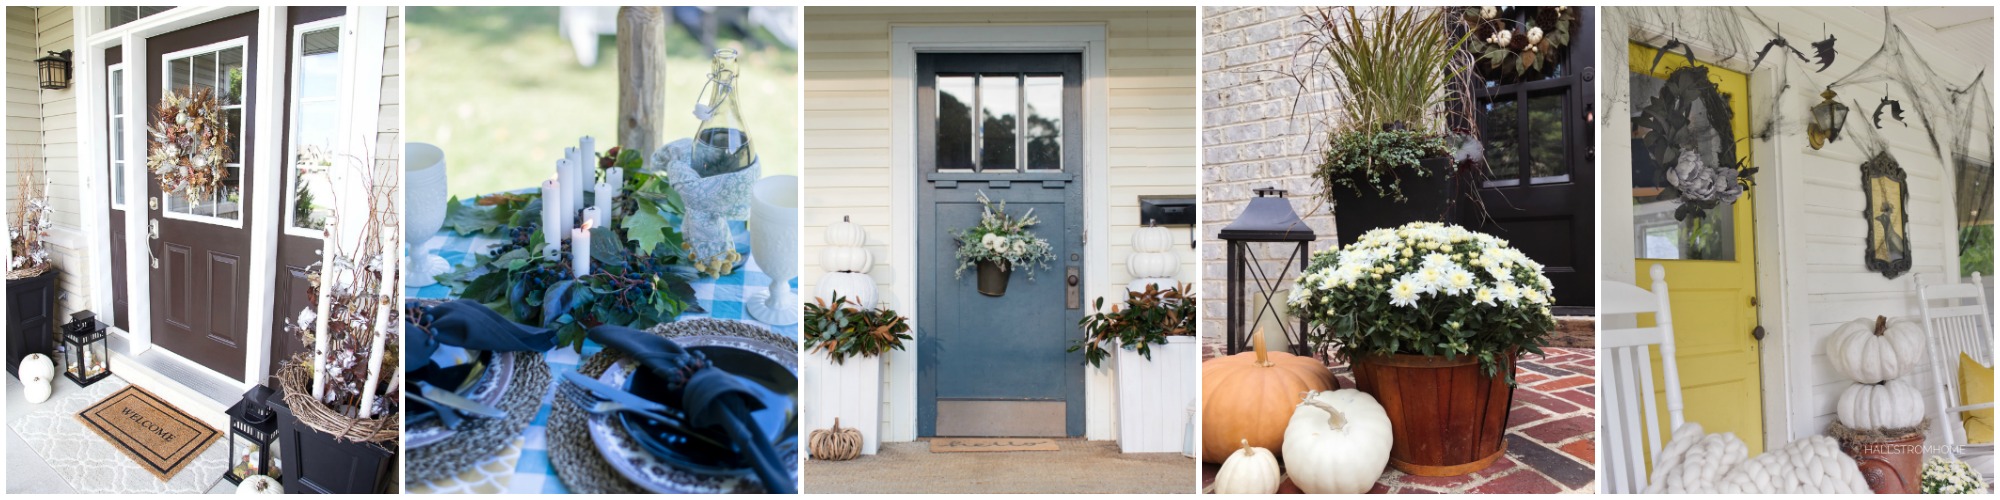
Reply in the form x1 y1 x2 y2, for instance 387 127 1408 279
74 385 220 481
929 438 1061 453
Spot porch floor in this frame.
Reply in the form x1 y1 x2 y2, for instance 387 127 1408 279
1199 347 1599 494
805 439 1195 493
6 374 234 494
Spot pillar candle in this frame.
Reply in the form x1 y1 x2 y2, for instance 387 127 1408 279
572 223 593 277
607 167 624 196
555 158 577 241
594 181 613 227
565 146 585 216
541 177 562 257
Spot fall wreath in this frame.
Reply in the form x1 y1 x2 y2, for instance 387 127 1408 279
1458 6 1582 83
147 87 234 203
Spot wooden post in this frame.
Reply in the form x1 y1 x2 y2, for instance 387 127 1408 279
617 7 666 157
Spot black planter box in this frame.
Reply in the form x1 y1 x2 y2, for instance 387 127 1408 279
7 270 58 379
1330 156 1462 246
271 397 398 494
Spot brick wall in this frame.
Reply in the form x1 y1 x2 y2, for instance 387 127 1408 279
1200 6 1347 354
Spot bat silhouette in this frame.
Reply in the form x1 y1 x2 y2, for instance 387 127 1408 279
1872 97 1906 129
1811 34 1838 72
1649 39 1703 73
1750 37 1811 71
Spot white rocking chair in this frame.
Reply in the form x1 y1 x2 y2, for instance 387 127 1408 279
1916 272 1995 481
1601 264 1688 494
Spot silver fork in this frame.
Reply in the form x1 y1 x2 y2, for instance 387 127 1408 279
556 377 729 449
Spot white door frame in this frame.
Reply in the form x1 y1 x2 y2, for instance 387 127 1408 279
887 24 1110 441
74 6 387 386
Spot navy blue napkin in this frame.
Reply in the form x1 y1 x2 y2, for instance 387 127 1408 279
585 325 791 493
405 299 558 425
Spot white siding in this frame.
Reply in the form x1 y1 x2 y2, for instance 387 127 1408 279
802 7 1198 442
1603 7 1988 448
8 6 90 320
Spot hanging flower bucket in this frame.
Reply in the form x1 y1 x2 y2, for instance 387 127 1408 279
976 260 1012 297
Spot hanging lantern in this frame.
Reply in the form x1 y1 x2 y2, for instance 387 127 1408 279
225 385 282 484
1217 187 1317 356
61 311 110 387
1808 87 1849 150
35 50 72 90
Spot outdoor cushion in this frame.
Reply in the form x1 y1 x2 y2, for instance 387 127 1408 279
1959 352 1994 444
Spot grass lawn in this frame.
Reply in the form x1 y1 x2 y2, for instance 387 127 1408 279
406 7 798 199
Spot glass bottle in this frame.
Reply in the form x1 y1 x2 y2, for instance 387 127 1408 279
691 48 757 177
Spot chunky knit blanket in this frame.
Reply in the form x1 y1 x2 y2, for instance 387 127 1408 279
1645 423 1873 494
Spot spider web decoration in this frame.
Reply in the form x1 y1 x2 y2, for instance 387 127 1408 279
1607 7 1992 169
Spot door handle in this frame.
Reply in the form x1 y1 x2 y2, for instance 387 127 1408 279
1751 325 1766 342
149 219 159 240
1065 267 1080 309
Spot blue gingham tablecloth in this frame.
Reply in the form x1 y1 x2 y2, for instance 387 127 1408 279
407 211 797 494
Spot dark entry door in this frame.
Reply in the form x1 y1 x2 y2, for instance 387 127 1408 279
270 6 348 367
917 53 1087 437
104 46 131 331
146 12 258 379
1467 8 1597 314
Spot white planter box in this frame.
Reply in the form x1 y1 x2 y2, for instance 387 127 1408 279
802 351 882 455
1115 335 1198 453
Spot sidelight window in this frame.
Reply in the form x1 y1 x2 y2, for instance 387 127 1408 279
287 23 344 235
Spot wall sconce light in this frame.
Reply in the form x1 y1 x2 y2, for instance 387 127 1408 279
1807 87 1848 150
35 50 72 90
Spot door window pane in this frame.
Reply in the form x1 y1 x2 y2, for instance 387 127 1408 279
105 7 170 30
1526 92 1568 184
1629 70 1736 261
935 75 974 171
1481 98 1519 187
979 73 1018 171
161 43 248 223
110 67 126 207
1023 75 1062 170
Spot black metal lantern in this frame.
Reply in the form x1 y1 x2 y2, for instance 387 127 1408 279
35 50 71 90
1808 87 1848 150
225 385 282 484
1218 187 1318 356
61 310 110 386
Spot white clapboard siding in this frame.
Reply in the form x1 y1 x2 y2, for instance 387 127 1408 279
802 7 1197 443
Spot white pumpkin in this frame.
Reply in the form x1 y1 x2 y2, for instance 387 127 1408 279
819 246 874 273
815 272 879 309
235 474 283 494
825 216 869 247
1212 438 1282 494
1836 378 1926 429
1132 226 1175 253
1825 315 1928 384
19 353 54 404
1126 251 1180 279
1282 389 1393 494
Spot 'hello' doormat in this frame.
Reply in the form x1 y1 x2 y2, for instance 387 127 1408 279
929 438 1061 453
75 386 220 481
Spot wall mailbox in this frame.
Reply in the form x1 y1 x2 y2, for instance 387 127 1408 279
1138 195 1196 226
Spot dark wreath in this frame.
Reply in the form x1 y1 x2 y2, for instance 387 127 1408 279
1633 65 1757 220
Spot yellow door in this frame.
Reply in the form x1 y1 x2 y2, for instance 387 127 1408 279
1627 43 1764 456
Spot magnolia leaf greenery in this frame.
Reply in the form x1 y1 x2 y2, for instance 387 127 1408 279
1070 283 1197 368
434 146 700 352
950 191 1056 280
147 87 234 203
1290 222 1556 381
1457 7 1582 84
802 293 912 365
1299 7 1488 205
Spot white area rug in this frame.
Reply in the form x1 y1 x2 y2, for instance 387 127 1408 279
8 378 226 494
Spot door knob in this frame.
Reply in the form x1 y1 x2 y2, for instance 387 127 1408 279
1065 267 1081 309
1751 325 1766 342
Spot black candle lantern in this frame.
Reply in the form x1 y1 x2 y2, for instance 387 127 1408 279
1808 87 1849 150
62 310 110 386
1218 187 1318 356
35 50 71 90
225 385 281 484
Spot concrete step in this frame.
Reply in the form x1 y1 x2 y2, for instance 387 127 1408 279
105 333 246 430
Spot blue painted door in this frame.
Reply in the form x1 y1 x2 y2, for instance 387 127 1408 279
917 53 1086 437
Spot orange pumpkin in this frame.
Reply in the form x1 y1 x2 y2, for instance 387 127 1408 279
1201 331 1335 463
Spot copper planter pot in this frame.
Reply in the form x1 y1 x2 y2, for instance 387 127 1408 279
1350 349 1516 476
1838 431 1924 494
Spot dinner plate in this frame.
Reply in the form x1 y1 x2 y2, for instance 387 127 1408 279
587 335 798 493
406 349 514 449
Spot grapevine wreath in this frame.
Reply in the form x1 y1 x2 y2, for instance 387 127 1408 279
1458 6 1582 83
147 87 234 203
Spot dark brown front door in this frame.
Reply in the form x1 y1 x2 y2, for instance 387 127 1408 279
145 12 258 379
269 6 348 368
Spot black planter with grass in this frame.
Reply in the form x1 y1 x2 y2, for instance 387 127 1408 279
6 269 58 379
1329 156 1461 246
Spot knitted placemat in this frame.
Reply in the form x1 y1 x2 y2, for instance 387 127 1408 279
550 319 796 494
403 350 552 485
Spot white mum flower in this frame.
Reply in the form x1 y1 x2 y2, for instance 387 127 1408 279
1496 282 1523 304
1472 288 1498 307
1388 279 1422 308
1443 269 1477 296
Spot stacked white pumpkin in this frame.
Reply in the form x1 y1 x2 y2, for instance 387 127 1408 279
1826 315 1929 431
1126 225 1180 292
815 216 878 308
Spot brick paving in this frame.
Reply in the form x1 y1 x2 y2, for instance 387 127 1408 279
1201 347 1598 494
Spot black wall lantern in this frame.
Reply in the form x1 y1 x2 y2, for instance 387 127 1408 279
1218 187 1317 356
35 50 72 90
1807 87 1848 150
226 385 282 484
62 310 110 387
